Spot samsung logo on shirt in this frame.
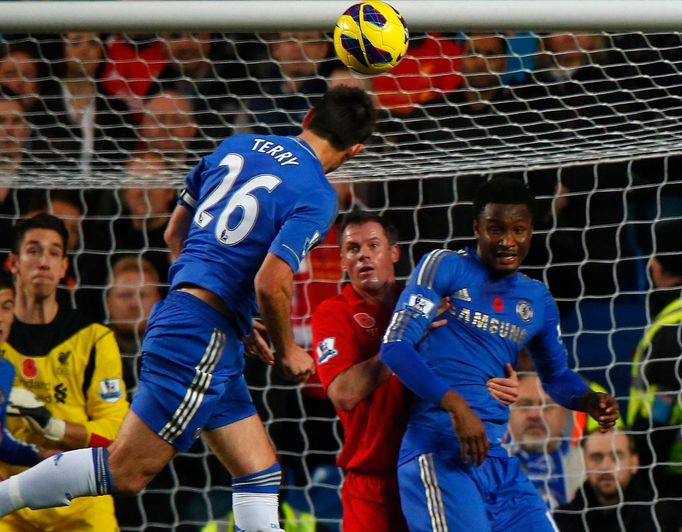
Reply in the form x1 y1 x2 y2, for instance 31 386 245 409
450 306 528 345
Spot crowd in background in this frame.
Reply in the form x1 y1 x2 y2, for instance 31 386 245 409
0 30 681 531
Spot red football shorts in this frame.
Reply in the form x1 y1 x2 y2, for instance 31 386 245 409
341 471 408 532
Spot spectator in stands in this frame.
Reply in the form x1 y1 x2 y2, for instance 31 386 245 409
138 88 209 169
627 218 682 500
508 373 583 508
513 31 650 135
110 152 176 284
0 41 44 120
154 32 235 141
553 430 680 531
105 255 162 397
0 89 31 265
0 213 128 531
372 33 462 115
101 33 169 122
246 32 331 136
0 88 30 179
31 32 135 173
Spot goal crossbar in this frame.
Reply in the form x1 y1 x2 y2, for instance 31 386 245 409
3 1 682 33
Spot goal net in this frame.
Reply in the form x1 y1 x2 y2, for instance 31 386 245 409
0 14 680 532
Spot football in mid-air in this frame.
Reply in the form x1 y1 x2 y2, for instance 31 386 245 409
333 1 409 75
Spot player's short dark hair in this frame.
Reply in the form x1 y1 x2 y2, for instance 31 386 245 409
472 177 535 220
308 86 377 151
12 213 69 255
654 219 682 277
338 209 398 246
0 270 14 294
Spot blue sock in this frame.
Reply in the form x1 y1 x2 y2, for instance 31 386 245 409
0 447 114 517
232 463 281 494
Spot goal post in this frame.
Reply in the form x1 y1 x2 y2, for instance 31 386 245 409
0 7 680 531
3 1 682 32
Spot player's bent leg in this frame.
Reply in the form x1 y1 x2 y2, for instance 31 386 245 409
107 409 176 495
398 453 491 532
0 447 112 517
203 415 282 532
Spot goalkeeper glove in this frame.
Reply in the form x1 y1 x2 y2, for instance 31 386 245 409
7 387 66 442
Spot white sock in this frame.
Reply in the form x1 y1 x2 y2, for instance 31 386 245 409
232 492 283 532
0 448 110 517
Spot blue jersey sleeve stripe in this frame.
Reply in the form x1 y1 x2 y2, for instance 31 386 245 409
384 310 412 343
417 249 449 289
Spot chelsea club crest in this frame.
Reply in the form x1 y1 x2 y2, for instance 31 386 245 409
516 300 533 322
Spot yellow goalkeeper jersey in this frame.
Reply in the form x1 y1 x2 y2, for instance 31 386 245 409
0 306 129 532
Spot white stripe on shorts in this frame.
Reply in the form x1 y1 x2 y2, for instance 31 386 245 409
418 453 448 532
159 328 225 443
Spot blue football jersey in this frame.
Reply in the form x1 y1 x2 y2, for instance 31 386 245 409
0 357 40 466
383 248 579 462
169 134 338 335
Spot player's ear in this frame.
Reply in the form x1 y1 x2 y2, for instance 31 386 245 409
349 144 364 159
473 218 481 238
8 253 18 275
390 243 400 264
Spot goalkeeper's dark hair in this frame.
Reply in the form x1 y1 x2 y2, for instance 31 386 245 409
308 86 377 151
338 209 398 246
0 270 14 294
473 177 535 220
12 213 69 256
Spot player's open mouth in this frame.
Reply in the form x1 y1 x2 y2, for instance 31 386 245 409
495 252 517 264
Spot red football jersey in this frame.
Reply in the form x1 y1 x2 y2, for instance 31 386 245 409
312 284 409 474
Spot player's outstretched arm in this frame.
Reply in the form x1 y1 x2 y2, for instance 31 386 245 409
255 253 315 383
578 390 620 432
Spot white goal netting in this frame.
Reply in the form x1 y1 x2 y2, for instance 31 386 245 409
0 24 681 531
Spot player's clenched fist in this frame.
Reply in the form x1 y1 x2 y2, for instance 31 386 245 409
279 345 316 383
440 390 489 466
581 391 620 432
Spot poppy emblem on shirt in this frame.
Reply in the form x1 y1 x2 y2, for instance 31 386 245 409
22 358 38 379
353 313 376 329
493 297 504 312
516 300 533 322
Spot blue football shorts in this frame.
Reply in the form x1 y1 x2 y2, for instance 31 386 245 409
398 452 558 532
131 290 256 452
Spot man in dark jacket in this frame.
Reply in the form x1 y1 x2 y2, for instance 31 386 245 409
553 429 680 531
